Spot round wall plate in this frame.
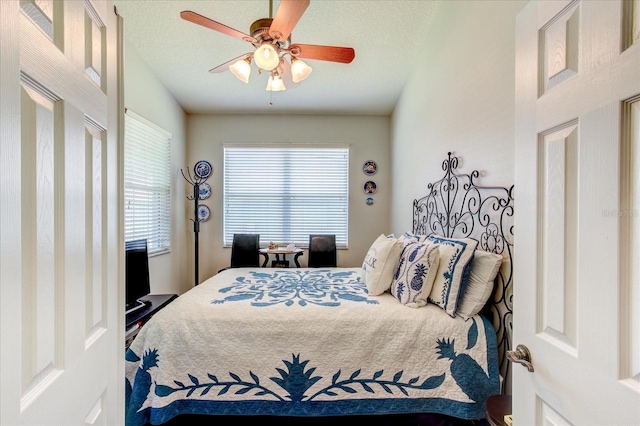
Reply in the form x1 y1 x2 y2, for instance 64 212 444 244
366 197 374 205
198 183 211 200
197 204 211 222
363 160 377 175
363 180 377 194
194 160 212 179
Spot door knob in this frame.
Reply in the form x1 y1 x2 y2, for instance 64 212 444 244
506 344 534 372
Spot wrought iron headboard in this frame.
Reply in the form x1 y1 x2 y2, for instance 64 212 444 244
412 152 514 392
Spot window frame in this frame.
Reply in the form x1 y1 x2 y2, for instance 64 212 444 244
124 109 172 256
222 144 349 248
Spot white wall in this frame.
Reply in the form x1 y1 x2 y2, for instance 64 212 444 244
390 0 526 234
124 40 190 295
186 114 390 282
123 0 526 291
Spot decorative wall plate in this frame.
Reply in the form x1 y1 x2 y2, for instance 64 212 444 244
194 160 212 179
366 197 374 205
363 160 377 175
363 180 377 194
198 183 211 200
197 204 211 222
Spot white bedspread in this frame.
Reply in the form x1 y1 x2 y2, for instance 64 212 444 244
125 268 499 425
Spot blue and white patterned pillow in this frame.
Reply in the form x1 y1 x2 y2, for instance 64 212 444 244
390 241 440 308
397 232 428 246
426 235 478 317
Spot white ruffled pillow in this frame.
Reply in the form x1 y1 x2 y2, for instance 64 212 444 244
456 250 503 320
362 234 403 296
426 235 478 317
390 241 440 308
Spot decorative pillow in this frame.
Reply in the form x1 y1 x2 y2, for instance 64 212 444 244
426 235 478 317
390 241 440 308
397 232 428 246
456 250 503 320
361 234 403 296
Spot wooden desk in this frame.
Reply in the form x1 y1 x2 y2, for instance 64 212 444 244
259 248 304 267
485 394 512 426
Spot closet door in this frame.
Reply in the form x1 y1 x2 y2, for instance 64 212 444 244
0 1 122 424
514 0 640 424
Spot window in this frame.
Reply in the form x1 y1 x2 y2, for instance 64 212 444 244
124 109 171 254
223 145 349 248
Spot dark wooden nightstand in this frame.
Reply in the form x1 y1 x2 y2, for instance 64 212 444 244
485 394 512 426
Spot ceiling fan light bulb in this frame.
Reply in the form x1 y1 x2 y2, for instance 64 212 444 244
254 43 280 71
229 58 251 83
266 74 286 92
291 58 312 83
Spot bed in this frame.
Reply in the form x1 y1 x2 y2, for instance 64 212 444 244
125 153 514 425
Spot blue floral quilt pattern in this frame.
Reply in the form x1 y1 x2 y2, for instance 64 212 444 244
212 269 377 307
124 268 499 426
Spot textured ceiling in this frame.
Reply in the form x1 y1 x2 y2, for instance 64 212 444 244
113 0 439 115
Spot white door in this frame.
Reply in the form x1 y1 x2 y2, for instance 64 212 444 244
514 0 640 424
0 1 123 425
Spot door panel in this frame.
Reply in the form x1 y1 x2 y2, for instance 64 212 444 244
1 1 122 424
515 0 640 424
538 121 578 353
19 81 61 403
624 98 640 386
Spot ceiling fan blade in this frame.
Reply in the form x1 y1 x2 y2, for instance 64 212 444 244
181 11 257 43
209 53 252 73
269 0 310 42
290 44 355 63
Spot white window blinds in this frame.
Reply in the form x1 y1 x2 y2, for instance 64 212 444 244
124 110 171 254
223 146 349 248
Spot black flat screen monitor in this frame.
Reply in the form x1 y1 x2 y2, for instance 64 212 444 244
125 239 151 314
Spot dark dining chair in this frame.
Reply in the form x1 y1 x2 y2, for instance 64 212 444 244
218 233 261 273
307 234 337 267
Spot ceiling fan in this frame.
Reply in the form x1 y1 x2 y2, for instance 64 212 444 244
180 0 355 91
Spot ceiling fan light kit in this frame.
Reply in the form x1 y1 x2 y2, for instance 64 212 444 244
290 57 312 83
229 57 252 83
266 73 286 92
180 0 354 92
254 43 280 71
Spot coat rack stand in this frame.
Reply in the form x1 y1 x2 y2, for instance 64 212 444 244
181 164 210 287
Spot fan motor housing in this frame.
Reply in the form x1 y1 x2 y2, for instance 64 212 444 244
250 18 273 36
250 18 290 49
